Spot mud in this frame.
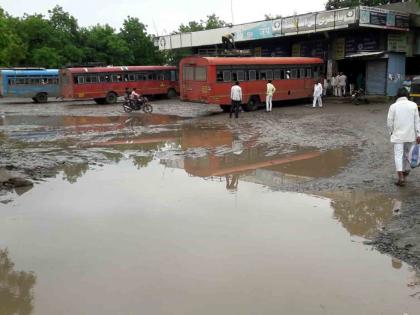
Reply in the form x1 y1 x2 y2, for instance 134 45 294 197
1 97 420 313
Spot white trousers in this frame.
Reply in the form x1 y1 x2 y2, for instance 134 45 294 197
266 95 273 111
394 142 412 172
313 96 323 107
333 86 340 96
340 85 346 96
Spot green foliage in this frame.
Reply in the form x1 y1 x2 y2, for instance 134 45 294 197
120 16 164 65
0 5 164 68
325 0 391 10
177 13 226 33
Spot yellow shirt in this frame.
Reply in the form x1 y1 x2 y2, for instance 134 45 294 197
266 83 276 96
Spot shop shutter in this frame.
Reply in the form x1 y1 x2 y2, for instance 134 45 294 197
366 60 387 95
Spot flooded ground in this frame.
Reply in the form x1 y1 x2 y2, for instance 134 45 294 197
1 97 420 314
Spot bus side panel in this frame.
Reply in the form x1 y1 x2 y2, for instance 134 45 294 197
0 73 4 97
8 84 59 98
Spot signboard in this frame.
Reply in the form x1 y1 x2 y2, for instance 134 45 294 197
345 33 380 55
359 6 409 31
282 16 298 35
335 8 357 28
272 19 282 37
335 38 345 60
298 14 316 33
235 21 273 41
388 33 408 53
316 11 335 30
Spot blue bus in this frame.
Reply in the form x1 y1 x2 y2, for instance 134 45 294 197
0 69 59 103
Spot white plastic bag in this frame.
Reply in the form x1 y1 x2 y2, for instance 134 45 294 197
408 144 420 168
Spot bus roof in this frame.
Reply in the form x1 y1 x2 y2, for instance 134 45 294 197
0 69 59 76
65 66 177 74
182 56 324 65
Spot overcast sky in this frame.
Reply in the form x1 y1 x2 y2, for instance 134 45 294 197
1 0 325 35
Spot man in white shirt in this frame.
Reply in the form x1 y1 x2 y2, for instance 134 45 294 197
313 80 323 108
266 80 276 112
338 72 347 97
387 88 420 186
230 81 242 118
331 74 338 96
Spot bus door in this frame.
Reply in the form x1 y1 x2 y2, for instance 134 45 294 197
182 65 195 100
304 67 313 90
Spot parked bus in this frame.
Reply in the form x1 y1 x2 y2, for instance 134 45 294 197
0 69 59 103
179 56 324 111
60 66 179 104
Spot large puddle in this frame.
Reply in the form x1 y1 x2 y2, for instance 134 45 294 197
1 114 420 314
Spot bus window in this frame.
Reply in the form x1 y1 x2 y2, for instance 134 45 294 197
8 79 15 85
170 70 176 81
158 72 165 80
137 73 147 81
90 75 98 83
273 70 281 80
306 68 312 78
291 69 298 79
299 68 306 78
313 66 320 79
216 71 223 82
223 71 231 82
236 70 245 81
249 70 256 81
77 76 85 84
266 70 273 80
183 66 194 80
195 67 207 81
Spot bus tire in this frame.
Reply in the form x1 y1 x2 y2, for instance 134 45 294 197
105 92 117 104
34 93 48 103
220 105 230 112
94 98 106 105
243 96 260 112
167 88 177 99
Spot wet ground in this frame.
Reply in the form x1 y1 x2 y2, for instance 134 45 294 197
1 97 420 314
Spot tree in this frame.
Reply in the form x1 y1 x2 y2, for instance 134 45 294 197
264 14 282 20
119 16 164 65
0 8 26 66
178 21 205 33
0 248 36 315
80 24 130 66
177 14 226 33
325 0 390 10
202 14 226 30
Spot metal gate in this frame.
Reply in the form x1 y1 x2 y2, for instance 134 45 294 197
366 60 387 95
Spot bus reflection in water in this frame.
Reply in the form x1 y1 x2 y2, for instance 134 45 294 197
179 56 324 112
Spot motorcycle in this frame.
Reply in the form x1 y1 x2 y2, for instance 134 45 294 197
351 88 369 105
122 96 153 113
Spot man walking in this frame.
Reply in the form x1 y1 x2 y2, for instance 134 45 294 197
266 80 276 112
230 81 242 119
313 80 323 108
387 88 420 186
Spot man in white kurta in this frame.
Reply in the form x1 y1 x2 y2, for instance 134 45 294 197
387 88 420 186
313 81 323 108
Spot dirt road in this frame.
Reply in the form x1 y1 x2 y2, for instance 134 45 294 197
1 96 420 313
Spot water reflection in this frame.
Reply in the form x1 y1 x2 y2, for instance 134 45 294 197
61 163 89 184
322 190 399 238
0 248 36 315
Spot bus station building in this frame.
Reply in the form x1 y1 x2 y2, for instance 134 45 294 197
156 2 420 96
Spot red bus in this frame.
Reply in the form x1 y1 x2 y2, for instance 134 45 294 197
60 66 179 104
179 56 324 111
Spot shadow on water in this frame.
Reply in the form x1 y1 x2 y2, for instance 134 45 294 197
0 249 36 315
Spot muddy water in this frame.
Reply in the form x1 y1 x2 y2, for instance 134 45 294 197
1 114 420 314
0 160 419 314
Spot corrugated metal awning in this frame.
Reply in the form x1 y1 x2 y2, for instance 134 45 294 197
345 51 386 59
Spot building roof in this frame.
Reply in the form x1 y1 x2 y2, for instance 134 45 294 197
184 56 324 65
